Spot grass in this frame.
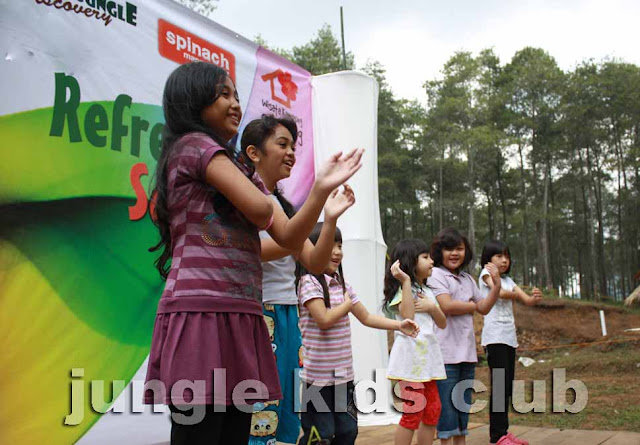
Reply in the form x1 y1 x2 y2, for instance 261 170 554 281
469 341 640 431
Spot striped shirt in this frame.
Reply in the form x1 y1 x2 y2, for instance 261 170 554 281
298 274 359 385
157 132 269 315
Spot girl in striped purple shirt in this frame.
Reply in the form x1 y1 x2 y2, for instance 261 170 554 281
295 223 420 445
145 62 364 445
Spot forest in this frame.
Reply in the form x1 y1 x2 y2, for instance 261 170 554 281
259 24 640 301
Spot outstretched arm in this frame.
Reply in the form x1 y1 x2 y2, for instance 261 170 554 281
350 302 419 336
482 274 517 300
513 285 543 306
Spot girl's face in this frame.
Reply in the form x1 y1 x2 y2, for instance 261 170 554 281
253 124 296 182
324 241 343 275
442 243 465 272
490 252 510 274
200 76 242 140
415 253 434 282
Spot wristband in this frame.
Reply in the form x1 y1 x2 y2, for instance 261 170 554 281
260 214 274 231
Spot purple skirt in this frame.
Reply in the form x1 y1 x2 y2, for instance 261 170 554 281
144 310 282 405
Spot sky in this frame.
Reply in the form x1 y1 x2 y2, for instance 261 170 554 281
210 0 640 102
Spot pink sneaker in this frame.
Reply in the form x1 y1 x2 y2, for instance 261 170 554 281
506 432 529 445
495 435 518 445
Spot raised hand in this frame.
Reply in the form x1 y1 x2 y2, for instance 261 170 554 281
314 149 364 194
399 319 420 337
486 262 502 289
390 260 411 285
324 184 356 221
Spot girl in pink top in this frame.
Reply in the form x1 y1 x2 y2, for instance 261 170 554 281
296 223 419 445
145 62 364 445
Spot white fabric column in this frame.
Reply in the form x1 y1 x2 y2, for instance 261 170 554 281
311 72 397 425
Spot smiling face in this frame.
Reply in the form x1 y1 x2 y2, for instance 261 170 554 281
442 243 466 272
324 241 343 276
252 124 296 183
415 253 434 282
490 252 510 274
200 75 242 140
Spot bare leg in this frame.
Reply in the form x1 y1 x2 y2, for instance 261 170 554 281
439 438 453 445
452 435 466 445
394 425 415 445
416 424 436 445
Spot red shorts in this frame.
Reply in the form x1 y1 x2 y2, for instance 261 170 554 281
397 380 442 430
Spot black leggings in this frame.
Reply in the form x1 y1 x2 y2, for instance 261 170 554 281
486 344 516 444
169 405 253 445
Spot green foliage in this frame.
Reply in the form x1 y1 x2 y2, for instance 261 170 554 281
174 0 217 17
252 25 353 74
253 34 293 60
290 24 354 75
255 24 640 300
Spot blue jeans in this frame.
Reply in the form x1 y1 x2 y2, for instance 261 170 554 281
436 363 476 439
298 381 358 445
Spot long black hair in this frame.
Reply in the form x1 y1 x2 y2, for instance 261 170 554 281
480 239 511 274
430 227 473 273
383 239 430 309
240 114 298 218
149 62 238 280
295 222 345 308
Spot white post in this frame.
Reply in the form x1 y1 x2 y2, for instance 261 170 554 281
599 310 607 336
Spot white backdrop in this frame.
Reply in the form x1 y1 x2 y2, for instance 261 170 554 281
312 72 399 426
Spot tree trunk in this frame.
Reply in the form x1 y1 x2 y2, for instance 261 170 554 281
487 190 494 239
585 144 606 298
439 146 444 230
580 147 599 300
541 160 553 290
496 148 508 239
467 143 476 270
517 144 530 285
532 158 542 288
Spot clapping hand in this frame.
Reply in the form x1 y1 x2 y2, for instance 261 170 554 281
324 184 356 221
314 149 364 194
485 262 501 288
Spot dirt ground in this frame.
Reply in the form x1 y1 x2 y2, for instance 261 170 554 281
469 298 640 431
387 297 640 431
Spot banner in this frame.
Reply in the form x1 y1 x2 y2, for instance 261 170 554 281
0 1 314 443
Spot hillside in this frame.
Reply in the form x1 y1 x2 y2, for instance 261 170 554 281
471 298 640 431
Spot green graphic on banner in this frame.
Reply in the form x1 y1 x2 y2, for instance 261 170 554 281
0 103 164 444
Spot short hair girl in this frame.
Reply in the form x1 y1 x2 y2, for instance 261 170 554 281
427 228 501 445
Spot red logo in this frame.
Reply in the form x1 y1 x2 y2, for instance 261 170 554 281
158 19 236 82
261 69 299 108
